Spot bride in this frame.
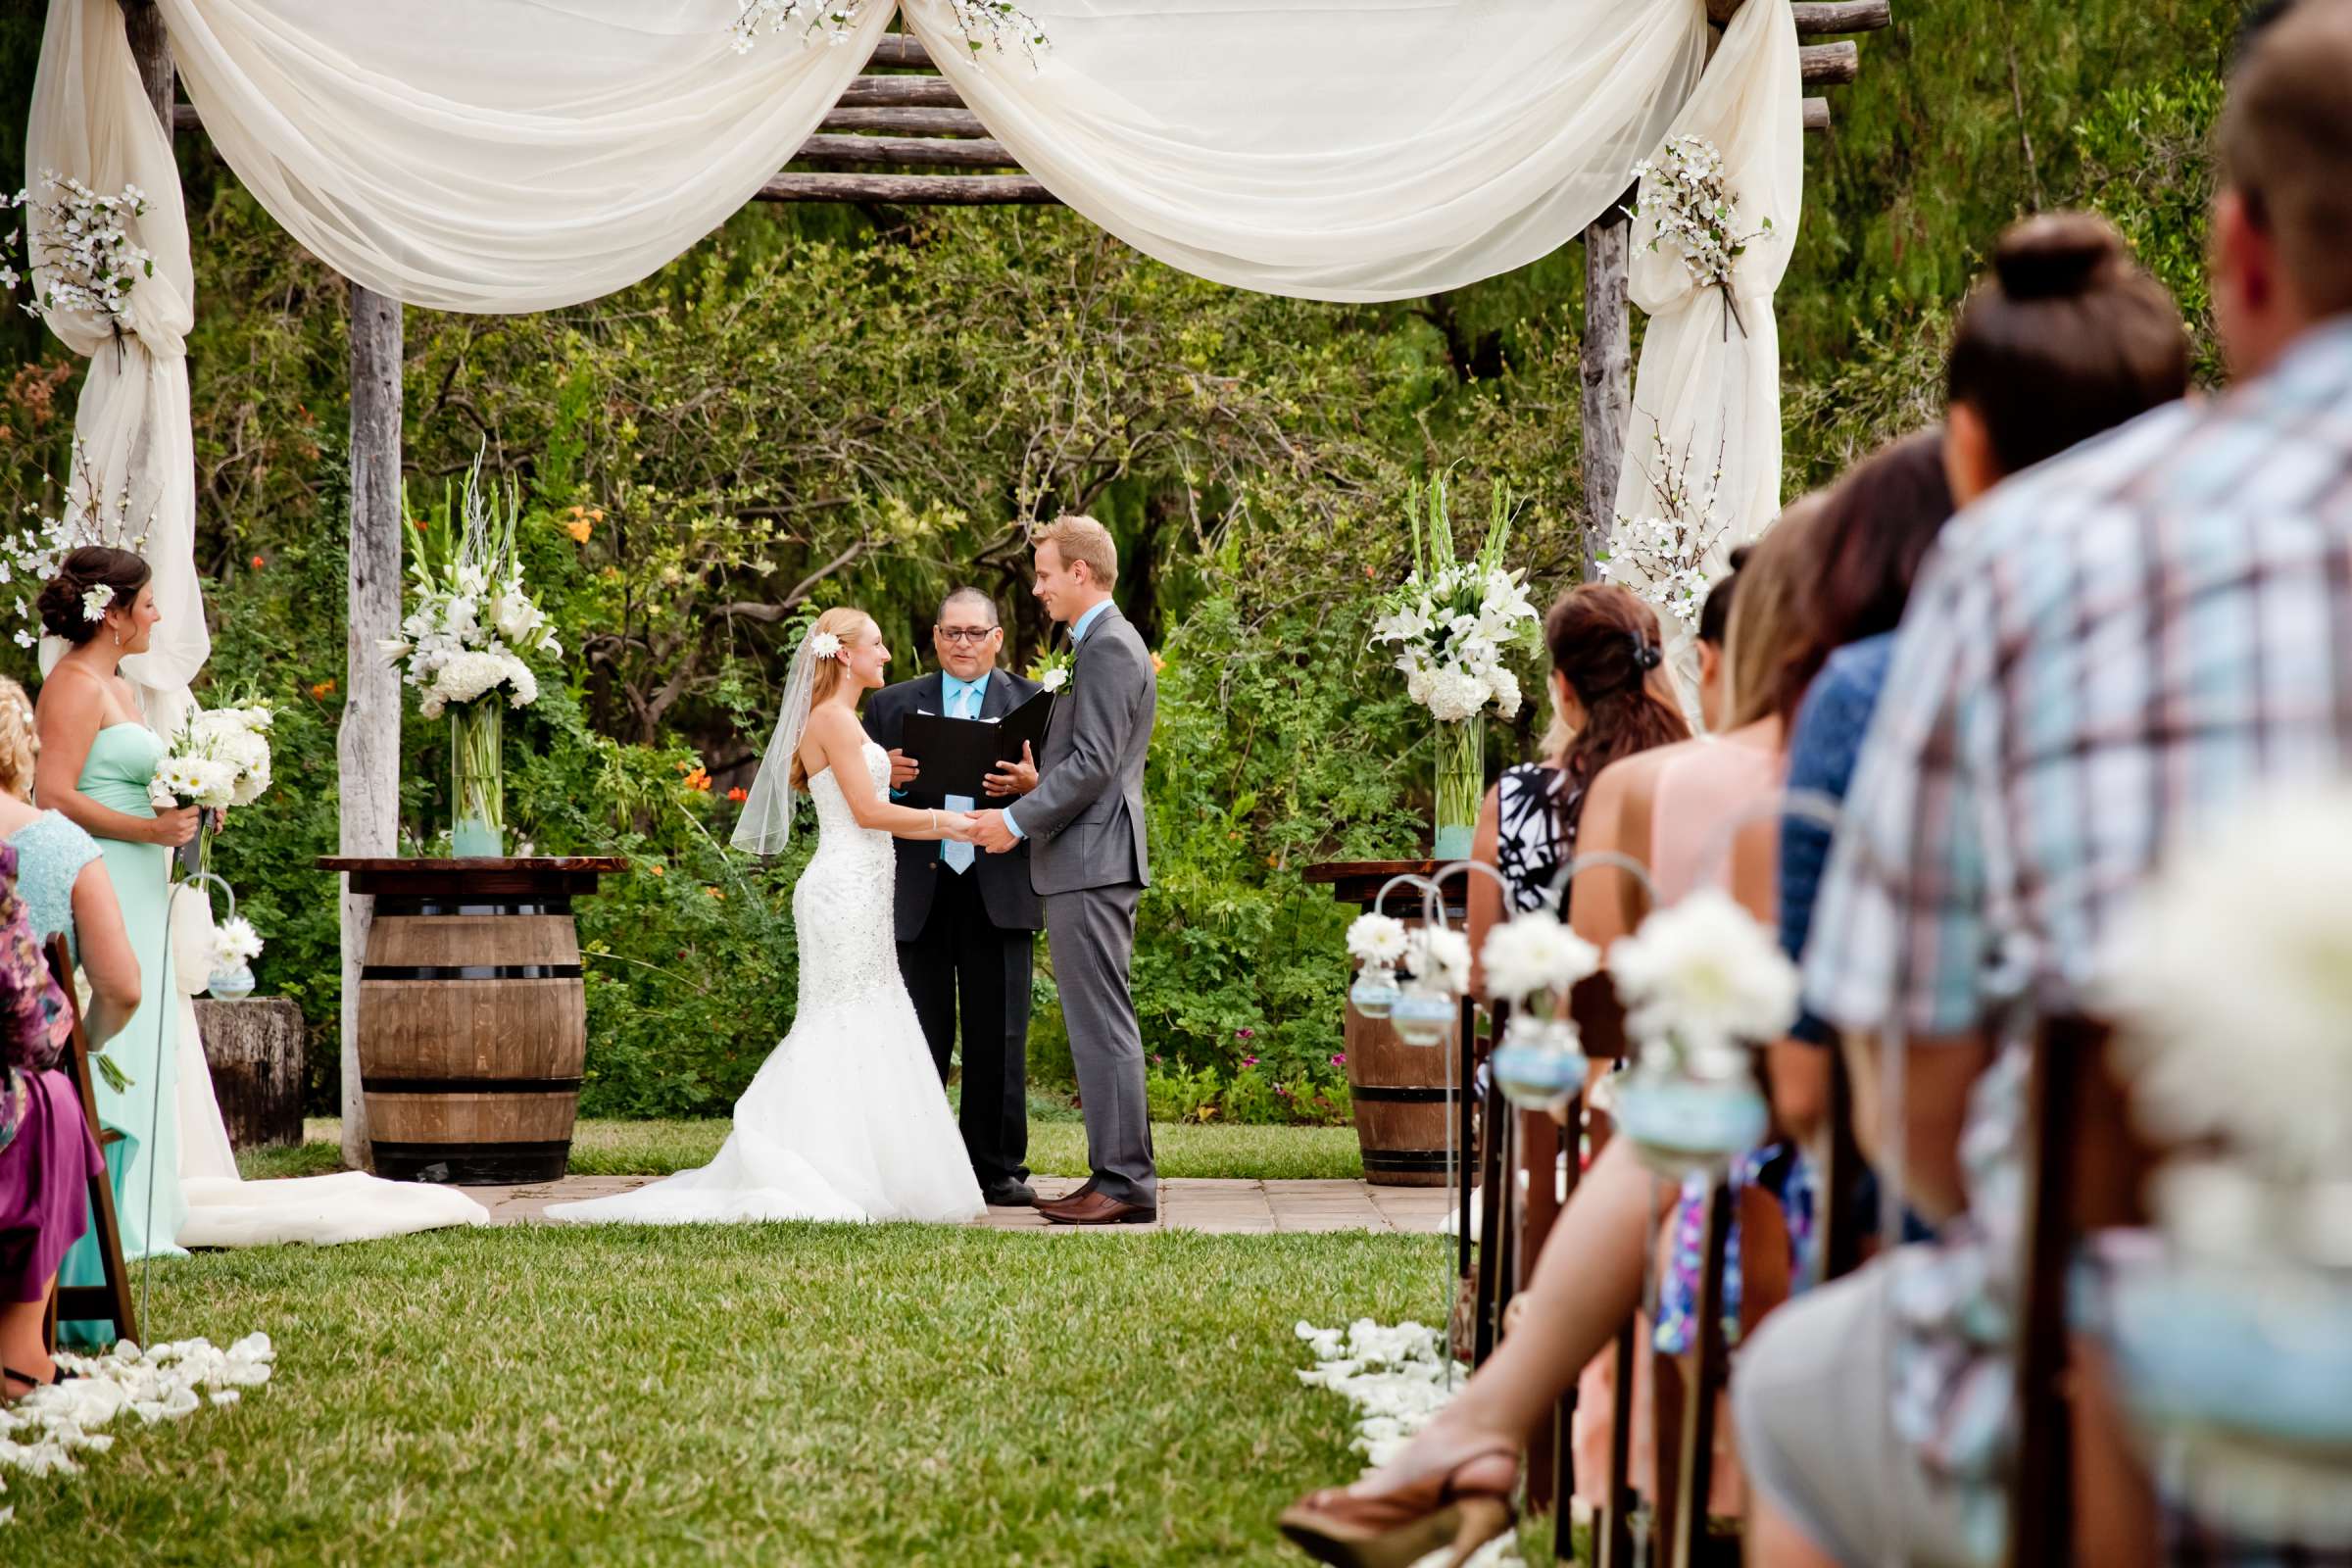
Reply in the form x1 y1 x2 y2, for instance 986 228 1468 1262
549 609 988 1226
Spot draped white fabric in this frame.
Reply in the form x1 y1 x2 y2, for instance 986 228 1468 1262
1611 0 1803 709
904 0 1709 303
151 0 891 314
26 0 206 736
27 0 1802 722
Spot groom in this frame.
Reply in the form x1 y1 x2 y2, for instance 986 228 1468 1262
969 514 1158 1225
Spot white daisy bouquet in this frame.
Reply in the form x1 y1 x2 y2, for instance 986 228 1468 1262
1609 888 1800 1075
212 915 264 967
379 452 560 720
1369 474 1541 725
149 703 273 812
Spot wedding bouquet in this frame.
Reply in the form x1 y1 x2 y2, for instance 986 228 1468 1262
149 703 274 812
1369 474 1541 724
380 453 561 720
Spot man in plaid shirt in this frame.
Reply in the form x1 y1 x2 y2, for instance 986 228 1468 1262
1731 4 2352 1564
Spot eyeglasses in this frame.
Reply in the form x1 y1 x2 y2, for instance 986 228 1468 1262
936 626 998 645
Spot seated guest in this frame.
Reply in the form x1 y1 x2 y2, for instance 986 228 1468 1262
1732 4 2349 1557
0 678 140 1044
0 845 97 1399
1466 583 1689 976
1280 512 1827 1565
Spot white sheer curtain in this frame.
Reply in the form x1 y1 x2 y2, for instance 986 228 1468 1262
25 0 1802 721
904 0 1709 302
1612 0 1803 708
152 0 891 314
25 0 205 735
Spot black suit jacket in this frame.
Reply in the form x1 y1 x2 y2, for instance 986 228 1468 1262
863 668 1047 942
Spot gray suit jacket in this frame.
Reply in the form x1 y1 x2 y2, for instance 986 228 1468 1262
1020 605 1155 897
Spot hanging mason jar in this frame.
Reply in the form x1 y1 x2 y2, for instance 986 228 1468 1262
1611 1037 1768 1182
1491 1011 1588 1112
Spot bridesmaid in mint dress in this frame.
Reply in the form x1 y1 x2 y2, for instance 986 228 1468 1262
31 549 202 1340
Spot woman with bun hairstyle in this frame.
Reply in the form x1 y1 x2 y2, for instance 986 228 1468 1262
1465 583 1689 976
35 546 201 1328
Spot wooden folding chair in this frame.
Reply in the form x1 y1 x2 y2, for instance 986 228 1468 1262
40 933 138 1351
2007 1013 2157 1568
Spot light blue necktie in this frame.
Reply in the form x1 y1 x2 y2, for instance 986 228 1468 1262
943 679 976 873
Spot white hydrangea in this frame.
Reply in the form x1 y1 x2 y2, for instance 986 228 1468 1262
1609 889 1800 1056
419 650 535 719
1481 914 1600 1005
1371 555 1541 727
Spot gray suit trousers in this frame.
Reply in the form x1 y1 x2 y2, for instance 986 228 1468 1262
1045 882 1155 1206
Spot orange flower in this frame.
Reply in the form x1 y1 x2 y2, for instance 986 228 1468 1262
682 766 712 792
726 787 749 804
704 886 725 901
646 863 665 877
410 516 427 531
1151 652 1166 674
564 516 593 544
250 555 266 569
310 679 336 700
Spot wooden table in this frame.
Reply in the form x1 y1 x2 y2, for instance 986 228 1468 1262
320 857 626 1184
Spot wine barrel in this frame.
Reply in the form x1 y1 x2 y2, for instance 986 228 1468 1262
1344 996 1459 1187
357 895 586 1185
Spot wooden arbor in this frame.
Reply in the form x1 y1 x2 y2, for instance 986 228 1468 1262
120 0 1888 1162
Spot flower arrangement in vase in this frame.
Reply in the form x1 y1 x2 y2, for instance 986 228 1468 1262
1369 475 1541 859
381 451 561 858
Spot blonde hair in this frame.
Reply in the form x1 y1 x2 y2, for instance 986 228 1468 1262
1723 497 1825 730
1031 514 1118 589
786 608 880 791
0 678 34 800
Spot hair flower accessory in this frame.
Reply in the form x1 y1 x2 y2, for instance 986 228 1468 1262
806 629 843 661
80 583 114 622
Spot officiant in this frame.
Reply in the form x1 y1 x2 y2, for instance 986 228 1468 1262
864 588 1044 1207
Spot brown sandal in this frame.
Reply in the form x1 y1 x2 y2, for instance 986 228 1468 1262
1277 1442 1519 1568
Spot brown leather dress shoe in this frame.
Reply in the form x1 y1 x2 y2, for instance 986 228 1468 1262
1031 1178 1100 1214
1040 1190 1156 1226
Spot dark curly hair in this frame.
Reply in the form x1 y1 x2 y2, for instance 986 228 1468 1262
37 547 151 647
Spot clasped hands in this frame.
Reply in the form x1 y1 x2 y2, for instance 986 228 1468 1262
889 743 1035 856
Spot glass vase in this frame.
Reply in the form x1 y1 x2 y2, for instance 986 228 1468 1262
449 701 506 858
1432 714 1486 860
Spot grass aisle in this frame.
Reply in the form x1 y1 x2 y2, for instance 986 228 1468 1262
13 1225 1444 1565
242 1116 1367 1183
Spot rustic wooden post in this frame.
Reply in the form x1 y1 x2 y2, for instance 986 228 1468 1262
1579 205 1633 583
192 998 307 1150
341 283 404 1169
118 0 172 125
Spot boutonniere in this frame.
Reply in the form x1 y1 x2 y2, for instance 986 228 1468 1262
1030 651 1073 694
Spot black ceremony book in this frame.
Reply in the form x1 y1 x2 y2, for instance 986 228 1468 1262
898 690 1054 806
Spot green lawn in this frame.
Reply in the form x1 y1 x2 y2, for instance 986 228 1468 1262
13 1224 1447 1566
242 1115 1367 1184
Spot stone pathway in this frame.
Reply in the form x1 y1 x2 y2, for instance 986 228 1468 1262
467 1173 1450 1235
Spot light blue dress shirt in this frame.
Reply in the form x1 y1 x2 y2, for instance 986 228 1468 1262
1004 600 1111 842
939 670 989 872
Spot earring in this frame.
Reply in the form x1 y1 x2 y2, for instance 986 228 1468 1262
112 627 123 648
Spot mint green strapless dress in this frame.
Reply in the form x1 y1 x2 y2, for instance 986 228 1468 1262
59 723 187 1339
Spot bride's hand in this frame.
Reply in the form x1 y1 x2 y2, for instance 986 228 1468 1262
939 811 982 843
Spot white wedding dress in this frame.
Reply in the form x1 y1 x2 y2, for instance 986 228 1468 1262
546 742 984 1226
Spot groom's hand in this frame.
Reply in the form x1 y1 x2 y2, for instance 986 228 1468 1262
887 748 920 788
969 809 1020 855
984 743 1038 799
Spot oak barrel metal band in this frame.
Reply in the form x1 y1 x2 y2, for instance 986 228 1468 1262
370 898 574 917
361 1076 584 1096
1360 1149 1452 1175
1347 1084 1452 1104
360 963 584 981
